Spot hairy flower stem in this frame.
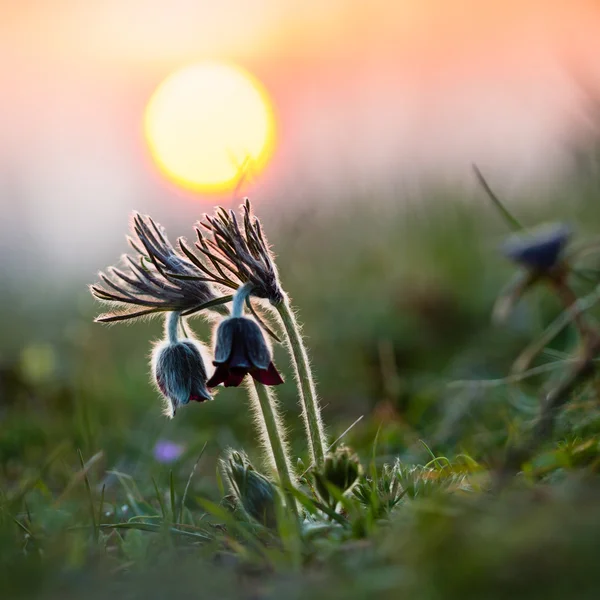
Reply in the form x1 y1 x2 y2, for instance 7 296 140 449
232 282 254 318
248 381 298 518
166 311 181 344
548 272 596 341
276 297 327 467
231 283 298 515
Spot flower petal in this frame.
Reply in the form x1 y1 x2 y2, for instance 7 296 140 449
243 319 271 370
502 223 571 271
228 334 252 369
224 368 248 387
251 362 284 386
207 364 230 388
213 318 236 364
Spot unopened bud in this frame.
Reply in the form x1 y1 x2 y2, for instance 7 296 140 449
223 450 278 528
312 445 362 507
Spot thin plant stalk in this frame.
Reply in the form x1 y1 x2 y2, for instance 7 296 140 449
231 283 298 515
276 297 327 467
247 380 298 518
166 311 180 343
495 343 599 490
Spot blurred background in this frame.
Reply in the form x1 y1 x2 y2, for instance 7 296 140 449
3 1 600 273
3 0 600 543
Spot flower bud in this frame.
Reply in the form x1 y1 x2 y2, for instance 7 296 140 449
152 338 211 417
311 446 362 507
207 317 284 388
223 450 278 528
501 223 571 272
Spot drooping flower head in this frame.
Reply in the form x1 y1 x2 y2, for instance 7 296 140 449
207 316 283 388
494 223 573 323
501 223 571 272
152 337 212 417
91 212 218 323
179 199 284 306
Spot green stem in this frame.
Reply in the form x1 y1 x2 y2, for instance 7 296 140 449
249 381 298 518
276 297 327 467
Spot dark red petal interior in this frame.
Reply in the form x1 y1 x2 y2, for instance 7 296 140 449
207 364 230 388
251 362 284 386
189 394 209 403
224 368 247 387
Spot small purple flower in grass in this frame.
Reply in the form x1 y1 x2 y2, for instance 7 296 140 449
502 223 571 271
152 338 212 417
207 317 284 388
153 440 185 463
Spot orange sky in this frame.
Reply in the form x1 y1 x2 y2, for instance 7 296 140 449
3 1 599 71
1 0 600 273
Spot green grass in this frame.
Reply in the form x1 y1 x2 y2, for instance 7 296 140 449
3 172 600 599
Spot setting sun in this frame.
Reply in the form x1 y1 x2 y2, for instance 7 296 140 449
144 62 276 193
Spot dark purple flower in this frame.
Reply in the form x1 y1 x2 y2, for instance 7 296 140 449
502 223 571 271
207 317 284 388
152 338 212 417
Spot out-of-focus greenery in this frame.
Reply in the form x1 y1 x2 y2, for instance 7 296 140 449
3 169 600 599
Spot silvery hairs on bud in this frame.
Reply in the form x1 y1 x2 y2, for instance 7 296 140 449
179 199 284 305
222 449 279 529
91 212 218 323
311 445 362 507
152 337 212 418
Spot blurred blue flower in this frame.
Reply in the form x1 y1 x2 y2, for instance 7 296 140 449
502 223 571 271
153 440 185 463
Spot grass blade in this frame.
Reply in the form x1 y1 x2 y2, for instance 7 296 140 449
180 442 208 524
170 470 177 524
151 476 167 519
472 164 524 231
78 450 98 542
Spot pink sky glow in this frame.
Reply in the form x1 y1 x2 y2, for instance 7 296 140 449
1 0 600 272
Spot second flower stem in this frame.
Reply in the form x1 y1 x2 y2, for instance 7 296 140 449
250 380 298 518
276 297 327 467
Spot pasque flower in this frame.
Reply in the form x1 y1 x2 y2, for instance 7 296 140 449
502 223 571 272
207 316 284 388
152 337 212 417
